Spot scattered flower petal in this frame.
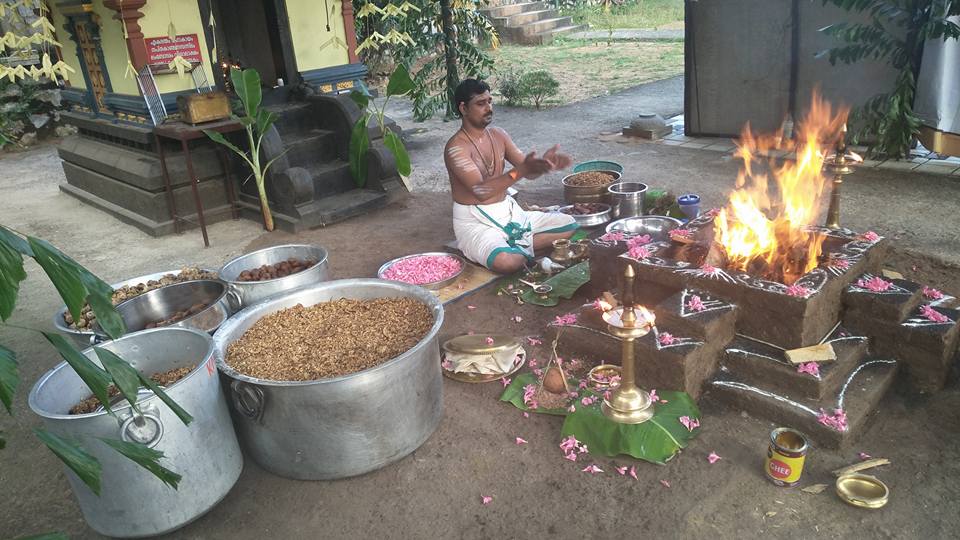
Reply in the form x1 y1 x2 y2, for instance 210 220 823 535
526 336 543 346
920 304 949 323
485 336 495 345
797 362 820 377
382 254 462 285
467 305 477 310
564 452 578 462
701 264 717 274
862 231 881 242
658 333 676 346
615 466 628 476
857 276 892 292
669 228 692 239
481 495 493 505
858 452 872 461
599 231 625 242
500 377 512 388
529 358 539 368
628 245 651 259
567 404 576 413
626 234 652 248
522 412 529 418
441 358 453 370
560 436 580 453
828 257 850 270
660 479 671 488
817 408 848 432
511 315 523 323
707 452 722 464
679 415 700 431
629 466 638 480
515 437 528 445
582 464 604 474
686 295 705 312
553 313 578 326
922 286 944 300
648 389 659 403
785 284 811 297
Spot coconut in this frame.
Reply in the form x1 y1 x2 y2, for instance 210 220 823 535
543 366 567 394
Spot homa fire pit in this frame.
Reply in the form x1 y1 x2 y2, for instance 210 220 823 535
568 95 960 448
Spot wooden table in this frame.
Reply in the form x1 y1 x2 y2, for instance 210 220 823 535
153 119 243 247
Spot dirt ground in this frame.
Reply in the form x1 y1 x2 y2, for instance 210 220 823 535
2 76 960 538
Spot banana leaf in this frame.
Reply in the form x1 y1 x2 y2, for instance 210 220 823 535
560 390 701 464
499 372 569 416
519 260 590 306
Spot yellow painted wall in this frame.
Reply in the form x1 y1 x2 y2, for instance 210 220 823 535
138 0 216 94
286 0 350 72
47 6 86 90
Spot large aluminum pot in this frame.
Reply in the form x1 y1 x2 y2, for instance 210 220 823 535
52 268 217 348
213 278 444 480
218 244 330 310
28 328 243 538
101 279 233 336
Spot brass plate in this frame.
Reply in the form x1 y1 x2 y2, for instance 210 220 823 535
440 338 526 384
588 364 622 387
442 334 522 356
836 474 889 509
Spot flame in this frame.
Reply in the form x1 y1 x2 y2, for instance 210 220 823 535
714 93 849 284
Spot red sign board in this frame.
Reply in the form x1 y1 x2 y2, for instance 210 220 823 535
145 34 202 66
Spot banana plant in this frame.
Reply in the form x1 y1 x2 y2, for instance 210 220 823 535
349 65 414 188
204 68 283 231
0 225 188 495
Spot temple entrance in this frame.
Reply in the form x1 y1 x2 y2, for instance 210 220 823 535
71 18 110 113
213 0 292 92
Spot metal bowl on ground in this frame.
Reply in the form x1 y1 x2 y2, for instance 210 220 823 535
218 244 330 310
562 170 622 204
558 203 612 228
96 279 233 337
28 328 242 537
53 268 218 347
573 160 624 174
212 278 444 480
377 252 466 290
605 215 683 241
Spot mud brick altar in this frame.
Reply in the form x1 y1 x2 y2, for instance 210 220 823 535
564 212 960 448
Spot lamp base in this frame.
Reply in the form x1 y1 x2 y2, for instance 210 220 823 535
601 386 655 424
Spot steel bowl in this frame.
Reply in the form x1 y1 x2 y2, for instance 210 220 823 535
212 278 445 480
605 215 683 241
53 268 218 347
218 244 330 310
378 252 466 290
95 279 233 337
558 203 612 228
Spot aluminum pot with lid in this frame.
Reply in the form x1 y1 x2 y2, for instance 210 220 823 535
218 244 330 310
213 278 444 480
28 328 242 537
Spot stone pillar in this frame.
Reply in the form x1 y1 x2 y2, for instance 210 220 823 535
103 0 149 70
340 0 359 64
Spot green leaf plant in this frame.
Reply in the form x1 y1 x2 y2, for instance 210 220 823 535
0 225 189 495
204 68 285 231
818 0 960 159
348 64 414 188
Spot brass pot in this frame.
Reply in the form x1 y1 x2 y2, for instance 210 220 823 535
562 170 622 204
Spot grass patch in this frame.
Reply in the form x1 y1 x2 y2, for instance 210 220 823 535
486 39 684 107
564 0 685 30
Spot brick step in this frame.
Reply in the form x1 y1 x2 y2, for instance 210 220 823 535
526 24 590 45
843 273 925 323
653 288 738 344
493 9 559 27
708 358 898 449
299 188 389 227
268 103 318 136
482 1 547 19
503 16 574 37
722 326 869 401
304 160 354 199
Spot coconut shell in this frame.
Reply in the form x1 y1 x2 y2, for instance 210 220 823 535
543 367 566 394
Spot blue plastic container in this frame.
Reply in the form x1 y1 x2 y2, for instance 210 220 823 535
573 160 624 175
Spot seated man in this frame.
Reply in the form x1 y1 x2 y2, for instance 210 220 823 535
444 79 578 274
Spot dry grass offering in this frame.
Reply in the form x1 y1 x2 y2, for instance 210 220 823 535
227 298 434 381
565 171 617 187
70 366 192 414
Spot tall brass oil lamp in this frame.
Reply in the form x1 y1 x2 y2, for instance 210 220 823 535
601 264 656 424
823 124 862 229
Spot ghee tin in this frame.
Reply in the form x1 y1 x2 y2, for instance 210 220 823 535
764 427 808 486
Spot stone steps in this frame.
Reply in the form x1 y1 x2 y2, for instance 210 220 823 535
708 357 898 449
282 129 339 167
482 1 587 45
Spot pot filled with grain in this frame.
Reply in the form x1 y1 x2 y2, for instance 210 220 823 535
562 170 622 204
29 328 243 537
218 244 330 310
212 278 444 480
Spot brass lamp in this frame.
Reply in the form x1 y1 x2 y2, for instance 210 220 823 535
823 124 862 229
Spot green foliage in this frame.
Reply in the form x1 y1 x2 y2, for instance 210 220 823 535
353 0 498 121
34 429 103 496
348 65 414 187
819 0 960 158
98 438 182 490
205 68 282 230
0 344 17 414
563 0 685 30
497 66 527 106
0 78 63 150
521 70 561 110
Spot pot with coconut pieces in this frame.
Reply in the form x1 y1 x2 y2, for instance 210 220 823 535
212 278 444 480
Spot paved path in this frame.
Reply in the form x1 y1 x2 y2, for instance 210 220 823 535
567 28 684 40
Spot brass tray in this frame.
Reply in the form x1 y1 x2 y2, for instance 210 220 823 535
441 334 526 383
836 474 889 509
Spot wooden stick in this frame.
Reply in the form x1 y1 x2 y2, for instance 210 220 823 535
785 343 837 365
832 458 890 477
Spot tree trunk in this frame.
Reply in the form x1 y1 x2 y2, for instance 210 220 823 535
440 0 459 119
256 179 275 231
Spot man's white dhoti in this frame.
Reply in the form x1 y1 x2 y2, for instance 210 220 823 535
453 196 578 269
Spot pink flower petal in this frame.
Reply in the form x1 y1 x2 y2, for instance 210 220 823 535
615 466 628 476
679 415 700 431
660 479 671 488
797 362 820 377
648 389 659 403
500 377 512 388
629 466 638 480
560 435 579 453
526 336 543 346
658 333 676 346
564 452 578 462
862 231 881 242
467 305 477 310
511 315 523 323
857 276 892 292
786 284 811 297
920 304 950 323
567 404 576 413
686 295 705 312
515 437 528 445
922 286 944 300
858 452 872 461
485 336 494 345
626 234 652 248
553 313 578 326
522 412 529 418
382 254 462 285
481 495 493 505
581 464 604 474
628 245 651 259
817 408 848 432
701 264 717 274
707 452 722 464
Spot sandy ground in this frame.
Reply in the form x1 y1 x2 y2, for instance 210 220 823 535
2 76 960 538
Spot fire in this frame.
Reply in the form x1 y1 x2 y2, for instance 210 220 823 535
714 93 849 284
